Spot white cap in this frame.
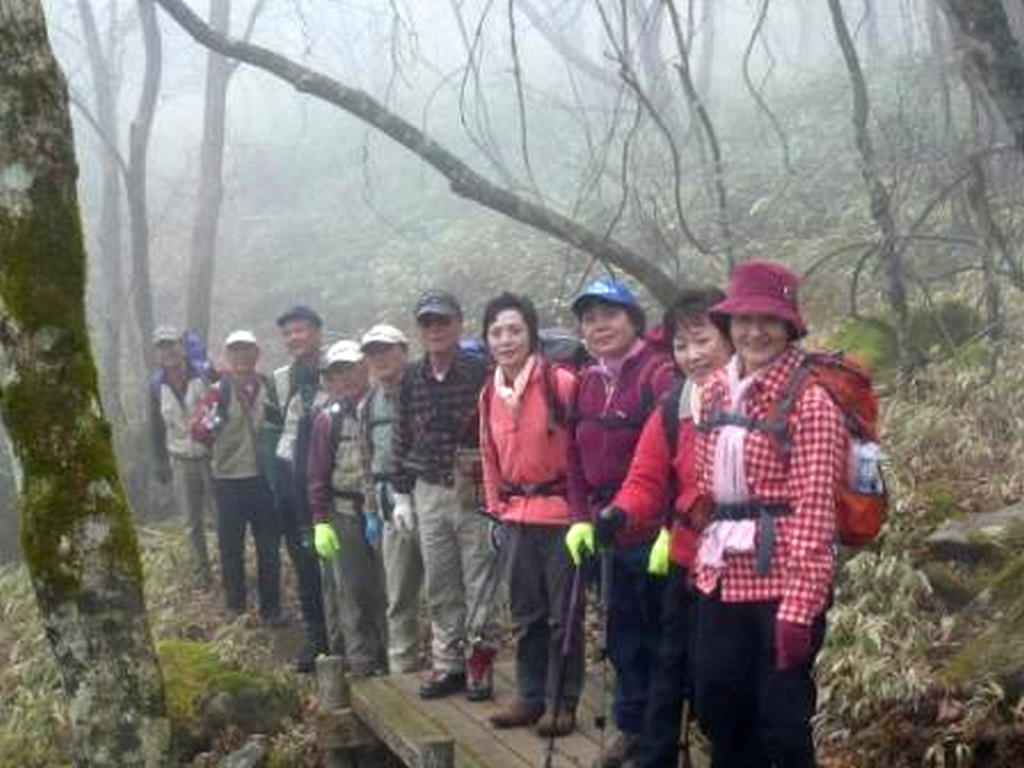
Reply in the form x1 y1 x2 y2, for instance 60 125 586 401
152 325 181 345
324 340 364 367
361 324 408 349
224 329 258 348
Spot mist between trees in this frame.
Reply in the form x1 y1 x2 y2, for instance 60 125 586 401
4 0 1024 762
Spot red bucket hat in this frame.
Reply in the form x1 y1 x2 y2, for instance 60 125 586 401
711 259 807 338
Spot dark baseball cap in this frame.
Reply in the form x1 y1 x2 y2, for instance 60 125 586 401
276 304 323 328
413 290 462 320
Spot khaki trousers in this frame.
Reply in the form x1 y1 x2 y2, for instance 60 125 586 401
321 503 388 675
414 479 495 674
382 515 425 672
170 455 214 576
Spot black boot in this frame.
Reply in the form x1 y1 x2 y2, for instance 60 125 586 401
294 622 328 674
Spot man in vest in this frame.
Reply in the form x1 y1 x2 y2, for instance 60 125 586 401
272 305 329 672
361 324 424 673
309 340 388 676
392 291 495 700
192 330 283 622
149 326 214 586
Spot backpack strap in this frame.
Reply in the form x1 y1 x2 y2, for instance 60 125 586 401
659 377 687 453
216 377 233 425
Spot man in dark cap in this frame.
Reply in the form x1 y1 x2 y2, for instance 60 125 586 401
392 290 495 700
272 304 329 671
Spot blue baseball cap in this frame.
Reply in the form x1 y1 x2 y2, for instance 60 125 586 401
571 279 640 317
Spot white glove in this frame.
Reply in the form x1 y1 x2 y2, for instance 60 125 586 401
392 493 416 534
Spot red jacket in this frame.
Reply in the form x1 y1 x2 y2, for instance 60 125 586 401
613 382 701 569
480 361 576 526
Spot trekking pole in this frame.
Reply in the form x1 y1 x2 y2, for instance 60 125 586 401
542 563 584 768
596 544 614 759
679 698 693 768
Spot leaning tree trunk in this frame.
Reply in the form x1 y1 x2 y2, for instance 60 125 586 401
0 1 170 765
184 0 230 345
828 0 915 375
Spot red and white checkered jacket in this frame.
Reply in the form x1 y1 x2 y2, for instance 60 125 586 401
694 347 845 625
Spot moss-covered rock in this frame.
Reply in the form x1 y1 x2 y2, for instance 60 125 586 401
157 640 300 761
942 550 1024 700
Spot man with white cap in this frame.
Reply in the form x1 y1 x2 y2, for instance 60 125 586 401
192 330 284 622
308 340 388 675
149 325 214 586
361 324 424 673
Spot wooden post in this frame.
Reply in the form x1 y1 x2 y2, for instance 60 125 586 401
417 737 455 768
316 655 351 708
316 655 355 768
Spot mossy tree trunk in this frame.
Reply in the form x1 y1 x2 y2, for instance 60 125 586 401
0 1 170 765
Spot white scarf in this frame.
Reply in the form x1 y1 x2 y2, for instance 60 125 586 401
698 356 759 568
494 354 536 418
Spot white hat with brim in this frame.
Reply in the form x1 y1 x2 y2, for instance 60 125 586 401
224 330 258 348
361 324 408 349
324 340 364 368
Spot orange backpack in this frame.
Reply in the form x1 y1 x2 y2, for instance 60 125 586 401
705 351 887 546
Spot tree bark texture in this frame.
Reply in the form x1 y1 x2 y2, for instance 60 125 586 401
828 0 914 371
127 0 161 367
184 0 231 345
153 0 684 306
0 1 170 765
937 0 1024 151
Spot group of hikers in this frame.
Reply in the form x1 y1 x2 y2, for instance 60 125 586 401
150 258 885 768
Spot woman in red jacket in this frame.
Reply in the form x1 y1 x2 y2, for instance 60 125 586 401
478 293 583 738
694 260 845 767
608 287 733 768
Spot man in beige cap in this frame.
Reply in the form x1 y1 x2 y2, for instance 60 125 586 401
308 340 388 675
149 325 214 586
192 330 284 622
360 324 424 672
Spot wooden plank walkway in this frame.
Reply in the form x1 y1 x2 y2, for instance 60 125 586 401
346 660 706 768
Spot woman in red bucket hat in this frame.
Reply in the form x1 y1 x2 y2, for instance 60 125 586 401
691 259 845 767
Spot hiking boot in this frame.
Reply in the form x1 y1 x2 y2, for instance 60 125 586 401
591 731 640 768
536 706 577 738
419 669 466 699
465 643 496 702
489 700 544 729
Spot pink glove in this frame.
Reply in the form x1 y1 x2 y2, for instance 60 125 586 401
774 619 812 672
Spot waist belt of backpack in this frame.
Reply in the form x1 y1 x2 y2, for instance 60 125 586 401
712 501 791 575
332 490 365 513
499 476 567 502
371 473 393 484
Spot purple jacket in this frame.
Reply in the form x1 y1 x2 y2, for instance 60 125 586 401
568 340 677 547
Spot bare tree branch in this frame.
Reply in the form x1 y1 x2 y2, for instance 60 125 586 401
742 0 792 174
153 0 684 304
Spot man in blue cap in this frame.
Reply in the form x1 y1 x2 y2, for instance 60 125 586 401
272 304 329 671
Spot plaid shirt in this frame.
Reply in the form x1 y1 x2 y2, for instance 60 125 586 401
694 347 845 625
392 351 487 493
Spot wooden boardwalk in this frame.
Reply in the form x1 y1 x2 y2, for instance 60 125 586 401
350 661 608 767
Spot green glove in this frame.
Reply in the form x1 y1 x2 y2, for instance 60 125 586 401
647 527 671 576
565 522 596 566
314 522 340 561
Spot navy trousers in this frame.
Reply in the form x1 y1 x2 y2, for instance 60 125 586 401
605 543 665 734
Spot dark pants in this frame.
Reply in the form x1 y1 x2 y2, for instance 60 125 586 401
506 523 585 709
694 594 826 768
606 543 665 734
634 565 696 768
214 476 281 618
276 460 326 643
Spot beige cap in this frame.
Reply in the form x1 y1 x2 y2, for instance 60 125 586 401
152 326 181 345
361 324 408 349
324 340 364 367
224 329 258 348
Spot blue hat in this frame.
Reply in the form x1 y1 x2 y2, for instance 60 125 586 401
276 304 323 328
571 279 640 317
